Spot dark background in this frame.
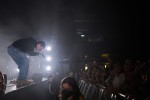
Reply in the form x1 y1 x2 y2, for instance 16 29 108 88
0 0 147 60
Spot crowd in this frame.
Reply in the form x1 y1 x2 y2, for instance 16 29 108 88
0 57 150 100
0 70 85 100
78 58 150 100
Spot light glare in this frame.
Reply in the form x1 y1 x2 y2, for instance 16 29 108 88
16 68 19 72
46 66 51 71
46 56 52 61
105 65 107 68
81 35 85 38
46 46 52 51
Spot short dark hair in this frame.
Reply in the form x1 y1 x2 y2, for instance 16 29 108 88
37 41 46 48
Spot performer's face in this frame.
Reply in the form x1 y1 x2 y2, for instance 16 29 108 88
36 44 44 51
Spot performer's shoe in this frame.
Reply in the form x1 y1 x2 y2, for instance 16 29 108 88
16 80 33 88
10 80 33 88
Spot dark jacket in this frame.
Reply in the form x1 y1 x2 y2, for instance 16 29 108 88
11 37 39 56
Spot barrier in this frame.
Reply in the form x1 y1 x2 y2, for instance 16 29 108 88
84 84 92 100
79 80 86 93
97 85 105 100
79 80 126 100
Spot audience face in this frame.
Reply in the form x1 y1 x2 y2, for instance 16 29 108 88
60 84 74 99
113 63 122 75
48 75 55 82
124 60 134 72
60 77 80 100
61 83 74 99
61 83 73 90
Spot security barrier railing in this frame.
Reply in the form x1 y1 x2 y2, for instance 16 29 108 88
79 80 125 100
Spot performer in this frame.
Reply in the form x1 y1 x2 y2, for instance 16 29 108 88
7 37 46 86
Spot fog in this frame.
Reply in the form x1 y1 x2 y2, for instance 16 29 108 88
0 0 143 79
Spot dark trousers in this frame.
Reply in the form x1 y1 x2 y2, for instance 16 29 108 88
7 46 29 80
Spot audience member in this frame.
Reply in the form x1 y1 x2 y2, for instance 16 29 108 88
59 76 84 100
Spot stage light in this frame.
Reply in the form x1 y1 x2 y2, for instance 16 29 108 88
85 66 88 70
81 34 85 38
46 46 52 51
16 68 20 72
104 65 107 68
27 55 30 58
85 64 88 70
46 66 51 71
46 56 52 61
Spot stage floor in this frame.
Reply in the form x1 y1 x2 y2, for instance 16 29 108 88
5 80 17 94
5 78 47 94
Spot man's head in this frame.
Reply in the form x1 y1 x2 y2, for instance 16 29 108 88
35 41 46 51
